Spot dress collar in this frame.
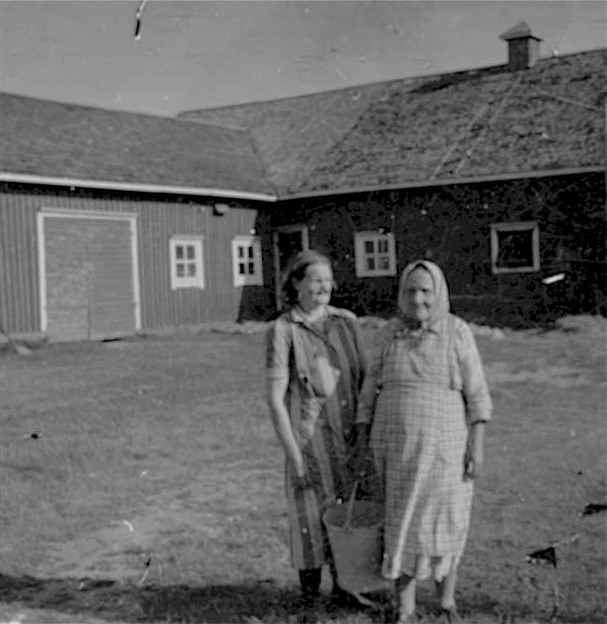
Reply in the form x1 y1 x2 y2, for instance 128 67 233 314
289 305 332 325
288 305 340 325
394 314 445 336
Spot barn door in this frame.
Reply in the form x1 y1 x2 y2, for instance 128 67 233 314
43 217 90 342
41 212 139 342
272 225 309 309
87 219 137 340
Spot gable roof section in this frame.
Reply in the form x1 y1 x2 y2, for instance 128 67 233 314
0 92 276 200
180 49 606 196
178 82 393 194
302 50 606 193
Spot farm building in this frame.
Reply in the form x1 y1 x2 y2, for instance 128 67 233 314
182 24 606 326
1 23 605 342
0 93 278 342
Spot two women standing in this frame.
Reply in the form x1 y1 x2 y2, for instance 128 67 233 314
266 253 491 623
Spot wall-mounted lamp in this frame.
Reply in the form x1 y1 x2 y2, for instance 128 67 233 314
213 203 230 216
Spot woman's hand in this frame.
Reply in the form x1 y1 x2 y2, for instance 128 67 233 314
267 377 314 489
350 423 372 478
463 446 483 480
464 422 485 481
291 458 314 490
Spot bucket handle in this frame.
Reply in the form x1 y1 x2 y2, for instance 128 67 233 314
344 480 360 531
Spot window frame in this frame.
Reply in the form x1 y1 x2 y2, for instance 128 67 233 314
490 221 540 274
354 231 397 277
169 236 205 290
232 235 263 287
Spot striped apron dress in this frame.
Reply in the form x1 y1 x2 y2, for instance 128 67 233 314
266 306 367 570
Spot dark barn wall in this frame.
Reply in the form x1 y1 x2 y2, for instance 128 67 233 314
0 184 269 336
267 172 605 326
0 190 40 334
236 209 275 322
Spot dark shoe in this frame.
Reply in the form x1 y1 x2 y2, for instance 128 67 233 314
297 594 318 610
298 568 321 599
329 583 360 609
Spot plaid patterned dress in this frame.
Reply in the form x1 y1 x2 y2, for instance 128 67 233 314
357 313 492 581
266 306 367 570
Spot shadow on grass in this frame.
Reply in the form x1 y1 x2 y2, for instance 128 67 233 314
4 572 576 623
0 572 388 623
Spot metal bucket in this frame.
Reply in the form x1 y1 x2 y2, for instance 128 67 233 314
323 489 390 595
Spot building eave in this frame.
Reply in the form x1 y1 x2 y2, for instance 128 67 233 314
0 172 278 202
281 166 606 200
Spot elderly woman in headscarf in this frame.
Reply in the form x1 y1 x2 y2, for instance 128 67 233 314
265 250 368 606
354 260 492 624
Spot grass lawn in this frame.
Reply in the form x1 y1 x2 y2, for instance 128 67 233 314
0 317 605 624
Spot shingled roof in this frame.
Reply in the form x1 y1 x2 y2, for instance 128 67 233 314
180 48 606 196
0 92 276 200
179 82 391 194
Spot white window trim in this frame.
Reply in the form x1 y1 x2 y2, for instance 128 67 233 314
232 236 263 287
490 221 540 274
354 231 397 277
169 236 205 289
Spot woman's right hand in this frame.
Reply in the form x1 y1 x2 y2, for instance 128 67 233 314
291 457 314 490
350 423 372 478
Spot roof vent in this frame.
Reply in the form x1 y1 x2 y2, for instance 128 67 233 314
500 21 542 70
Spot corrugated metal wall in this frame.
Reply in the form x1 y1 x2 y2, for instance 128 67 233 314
0 188 265 336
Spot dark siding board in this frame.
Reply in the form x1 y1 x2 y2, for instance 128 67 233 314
205 206 259 322
207 210 231 321
0 199 39 333
139 202 170 328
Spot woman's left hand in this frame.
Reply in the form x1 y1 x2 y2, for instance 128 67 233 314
463 447 483 480
464 421 485 481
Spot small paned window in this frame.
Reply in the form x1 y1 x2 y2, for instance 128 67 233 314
490 222 539 274
232 236 263 286
354 232 397 277
170 237 204 289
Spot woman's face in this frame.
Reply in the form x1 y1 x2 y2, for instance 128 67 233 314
400 268 436 323
294 262 333 312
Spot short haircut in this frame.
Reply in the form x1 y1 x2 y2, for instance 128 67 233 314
280 250 333 307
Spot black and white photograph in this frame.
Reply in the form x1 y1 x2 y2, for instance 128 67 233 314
0 1 605 623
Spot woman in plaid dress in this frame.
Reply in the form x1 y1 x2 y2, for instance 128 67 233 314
266 251 367 605
355 260 492 623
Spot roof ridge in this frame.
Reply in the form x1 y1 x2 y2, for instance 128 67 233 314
0 90 259 138
178 48 606 118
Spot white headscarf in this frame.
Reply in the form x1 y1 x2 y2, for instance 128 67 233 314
398 259 450 327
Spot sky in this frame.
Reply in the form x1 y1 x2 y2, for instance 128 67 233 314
0 0 605 117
